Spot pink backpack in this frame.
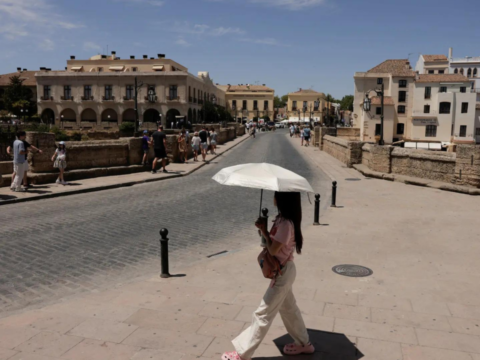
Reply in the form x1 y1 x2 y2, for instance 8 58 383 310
258 248 283 279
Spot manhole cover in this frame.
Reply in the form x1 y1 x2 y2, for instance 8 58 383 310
345 178 361 181
332 265 373 277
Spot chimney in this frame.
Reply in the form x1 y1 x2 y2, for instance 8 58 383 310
143 55 148 59
158 54 165 58
65 67 68 70
130 55 135 59
150 57 154 60
23 68 27 71
17 67 21 72
70 55 75 60
111 51 116 55
40 67 46 70
101 55 107 59
262 84 265 86
448 47 453 60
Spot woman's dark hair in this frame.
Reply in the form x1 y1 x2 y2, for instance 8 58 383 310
274 191 303 254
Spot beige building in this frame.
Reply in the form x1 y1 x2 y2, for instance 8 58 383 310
415 54 449 75
218 84 274 121
286 89 326 122
354 59 416 143
35 53 225 129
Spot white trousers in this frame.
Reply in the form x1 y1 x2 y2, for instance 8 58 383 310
11 162 27 190
232 261 309 359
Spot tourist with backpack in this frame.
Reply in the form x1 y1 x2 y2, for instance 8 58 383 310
222 191 314 360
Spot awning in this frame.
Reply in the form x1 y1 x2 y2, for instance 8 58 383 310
153 65 164 71
109 66 125 71
71 66 83 71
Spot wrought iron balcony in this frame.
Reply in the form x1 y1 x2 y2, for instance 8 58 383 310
60 96 73 101
102 96 115 101
81 95 94 101
40 96 53 101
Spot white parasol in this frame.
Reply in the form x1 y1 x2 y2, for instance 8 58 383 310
212 163 314 216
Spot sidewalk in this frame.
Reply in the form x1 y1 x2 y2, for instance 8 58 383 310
0 133 250 206
1 134 480 359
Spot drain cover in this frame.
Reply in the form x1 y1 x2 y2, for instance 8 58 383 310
332 265 373 277
345 178 361 181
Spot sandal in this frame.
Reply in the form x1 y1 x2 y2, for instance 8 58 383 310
283 342 315 355
221 351 250 360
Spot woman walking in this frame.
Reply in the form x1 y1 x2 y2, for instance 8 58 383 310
178 130 187 163
51 141 68 185
222 192 314 360
191 131 201 162
210 127 218 155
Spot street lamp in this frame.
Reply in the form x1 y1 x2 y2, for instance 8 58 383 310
363 80 385 145
20 108 29 124
134 76 144 137
61 114 64 128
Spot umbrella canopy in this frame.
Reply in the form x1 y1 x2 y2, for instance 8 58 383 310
212 163 314 193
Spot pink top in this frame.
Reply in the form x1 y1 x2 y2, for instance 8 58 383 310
270 216 295 264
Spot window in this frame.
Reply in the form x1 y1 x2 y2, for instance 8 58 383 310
398 91 406 102
98 67 103 72
438 70 445 74
454 68 459 74
232 100 237 109
397 123 405 135
375 107 381 115
84 85 92 99
147 85 156 102
460 68 464 75
264 100 268 111
476 128 480 136
377 78 383 85
104 85 113 100
399 80 407 88
169 85 177 100
398 105 406 114
440 86 447 93
425 125 437 137
474 68 478 77
303 101 307 109
43 85 51 98
253 100 258 110
63 85 71 100
424 105 430 114
460 86 467 93
126 85 134 100
424 87 431 99
439 102 451 114
132 67 137 72
428 70 434 74
461 102 468 113
467 68 472 77
292 100 297 110
242 100 247 110
375 124 381 136
459 125 467 137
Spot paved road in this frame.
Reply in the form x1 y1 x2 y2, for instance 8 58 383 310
0 130 331 313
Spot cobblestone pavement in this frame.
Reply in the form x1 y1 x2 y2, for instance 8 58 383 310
0 130 331 314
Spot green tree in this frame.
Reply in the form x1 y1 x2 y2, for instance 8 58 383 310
340 95 354 111
202 101 219 123
2 75 35 118
324 94 339 104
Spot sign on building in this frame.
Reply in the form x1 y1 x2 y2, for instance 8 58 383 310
412 118 438 126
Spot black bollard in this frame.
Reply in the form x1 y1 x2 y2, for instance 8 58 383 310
331 181 337 207
159 228 170 278
313 194 320 225
260 208 269 247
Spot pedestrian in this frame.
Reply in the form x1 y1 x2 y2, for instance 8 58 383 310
10 131 28 192
250 124 256 139
303 126 311 147
210 127 218 155
51 141 68 185
178 130 187 163
141 130 150 166
150 125 168 173
289 124 295 138
7 139 43 189
199 126 209 162
300 127 304 146
191 131 201 162
296 125 300 138
222 192 314 360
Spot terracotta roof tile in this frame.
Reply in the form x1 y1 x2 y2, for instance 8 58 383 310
416 74 470 83
0 71 38 86
370 96 394 106
423 54 448 62
367 59 416 77
227 85 274 92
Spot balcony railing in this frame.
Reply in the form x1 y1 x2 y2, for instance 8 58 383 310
193 98 197 103
292 107 297 111
189 96 193 102
81 95 94 101
102 96 115 101
144 95 157 102
60 96 74 101
198 99 203 105
167 96 180 101
123 96 134 101
40 96 53 101
412 110 438 116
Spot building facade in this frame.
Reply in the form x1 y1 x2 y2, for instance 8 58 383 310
35 53 225 129
415 54 449 75
286 89 325 122
219 84 274 122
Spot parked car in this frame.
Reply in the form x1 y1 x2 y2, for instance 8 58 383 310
275 123 284 129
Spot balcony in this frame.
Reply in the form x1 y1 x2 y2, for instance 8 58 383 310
123 96 134 101
144 95 158 103
102 96 115 101
292 107 297 111
167 96 180 101
198 99 203 105
40 96 53 101
60 96 74 101
189 96 192 102
81 96 94 101
193 98 197 103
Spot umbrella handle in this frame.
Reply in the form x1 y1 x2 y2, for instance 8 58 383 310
259 189 263 218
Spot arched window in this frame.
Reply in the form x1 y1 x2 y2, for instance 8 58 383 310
460 68 464 75
467 68 472 77
439 102 451 114
454 68 458 74
474 68 478 77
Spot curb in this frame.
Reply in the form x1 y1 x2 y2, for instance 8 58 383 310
353 164 480 196
0 133 251 206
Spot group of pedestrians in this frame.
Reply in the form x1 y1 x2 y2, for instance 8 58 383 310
191 126 217 162
289 124 312 147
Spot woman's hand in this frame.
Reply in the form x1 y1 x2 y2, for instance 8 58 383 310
255 217 267 234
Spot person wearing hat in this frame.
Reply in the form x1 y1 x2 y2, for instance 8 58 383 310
191 131 201 162
141 130 150 166
51 141 68 185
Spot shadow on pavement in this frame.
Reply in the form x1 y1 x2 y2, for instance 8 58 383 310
25 190 52 195
0 195 17 201
260 329 363 360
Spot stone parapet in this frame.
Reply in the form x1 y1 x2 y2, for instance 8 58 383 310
454 145 480 188
323 135 364 168
317 127 337 150
362 143 393 173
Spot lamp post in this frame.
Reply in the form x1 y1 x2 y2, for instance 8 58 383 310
20 108 29 124
61 114 64 129
134 76 144 137
363 81 385 145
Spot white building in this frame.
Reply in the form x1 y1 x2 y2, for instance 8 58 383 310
415 54 449 75
448 48 480 94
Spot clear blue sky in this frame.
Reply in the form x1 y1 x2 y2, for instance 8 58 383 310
0 0 478 99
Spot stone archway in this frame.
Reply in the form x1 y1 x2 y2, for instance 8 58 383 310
122 108 136 123
81 109 97 122
143 108 160 123
41 108 55 124
60 109 76 123
166 108 180 129
101 109 118 123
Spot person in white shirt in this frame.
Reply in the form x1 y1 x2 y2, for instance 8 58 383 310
191 132 201 162
51 141 68 185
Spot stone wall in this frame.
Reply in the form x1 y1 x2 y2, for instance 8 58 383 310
323 135 363 168
318 127 337 150
337 128 360 141
362 144 393 173
454 145 480 188
391 148 456 183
